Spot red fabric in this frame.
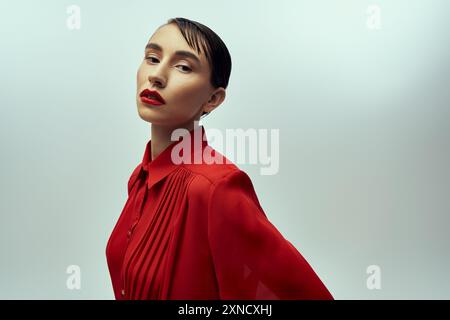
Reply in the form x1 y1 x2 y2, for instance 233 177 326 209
106 125 333 300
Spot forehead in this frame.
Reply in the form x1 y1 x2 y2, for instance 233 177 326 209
148 23 209 67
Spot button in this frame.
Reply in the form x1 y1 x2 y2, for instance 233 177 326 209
127 230 132 237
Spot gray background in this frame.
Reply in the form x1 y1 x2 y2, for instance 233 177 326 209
1 0 449 299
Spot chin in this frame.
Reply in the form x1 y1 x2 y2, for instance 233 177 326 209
137 104 160 123
137 106 176 126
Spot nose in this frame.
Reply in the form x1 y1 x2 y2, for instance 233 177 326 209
148 72 166 88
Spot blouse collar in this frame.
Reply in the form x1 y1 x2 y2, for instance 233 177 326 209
139 125 209 189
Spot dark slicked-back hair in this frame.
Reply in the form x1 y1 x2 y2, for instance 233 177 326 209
165 17 232 117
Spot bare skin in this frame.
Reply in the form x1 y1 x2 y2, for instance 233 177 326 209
136 23 226 161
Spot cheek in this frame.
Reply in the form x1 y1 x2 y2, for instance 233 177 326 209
173 80 208 105
136 65 145 84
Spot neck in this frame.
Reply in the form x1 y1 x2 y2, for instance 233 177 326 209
150 121 200 161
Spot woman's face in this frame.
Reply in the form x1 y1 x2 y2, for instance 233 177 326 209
136 23 224 127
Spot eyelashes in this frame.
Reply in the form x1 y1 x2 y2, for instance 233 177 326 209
144 56 192 73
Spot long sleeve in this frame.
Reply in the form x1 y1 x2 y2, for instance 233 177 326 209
207 169 334 300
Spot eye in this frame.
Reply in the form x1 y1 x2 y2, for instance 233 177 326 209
144 56 192 73
176 65 192 72
145 56 159 63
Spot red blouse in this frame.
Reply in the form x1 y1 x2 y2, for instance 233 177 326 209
106 125 333 300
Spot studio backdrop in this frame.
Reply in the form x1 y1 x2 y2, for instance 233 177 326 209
1 0 449 299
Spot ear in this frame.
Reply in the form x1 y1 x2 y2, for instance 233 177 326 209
203 87 226 113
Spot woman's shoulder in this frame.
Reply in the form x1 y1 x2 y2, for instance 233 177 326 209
182 144 258 197
182 145 243 185
185 166 257 207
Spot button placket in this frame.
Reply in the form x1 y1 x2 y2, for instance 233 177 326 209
121 165 150 298
127 173 148 242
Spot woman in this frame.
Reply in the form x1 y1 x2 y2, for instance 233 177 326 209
106 17 333 300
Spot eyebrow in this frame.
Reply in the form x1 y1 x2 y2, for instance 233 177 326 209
145 42 201 65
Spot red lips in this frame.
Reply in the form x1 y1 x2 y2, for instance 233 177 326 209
139 89 166 105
